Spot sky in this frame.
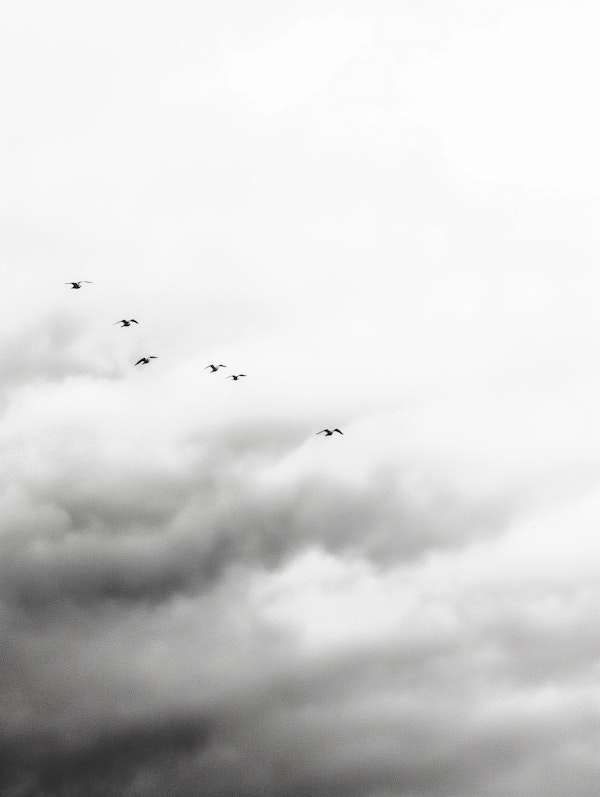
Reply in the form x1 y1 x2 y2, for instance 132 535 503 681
2 0 600 795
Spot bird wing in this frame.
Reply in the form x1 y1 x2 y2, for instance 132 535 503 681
150 356 158 359
135 359 144 365
113 320 125 324
226 375 233 379
130 319 138 323
204 365 214 369
317 430 329 434
219 364 227 367
333 429 343 434
239 374 246 377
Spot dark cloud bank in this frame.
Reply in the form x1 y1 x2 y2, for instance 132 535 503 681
0 444 508 616
1 421 598 797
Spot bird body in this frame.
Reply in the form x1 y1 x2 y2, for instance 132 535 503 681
205 364 226 372
113 319 139 327
65 281 92 289
135 356 158 366
226 374 246 380
317 428 343 436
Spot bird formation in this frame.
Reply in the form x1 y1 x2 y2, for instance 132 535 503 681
67 281 343 437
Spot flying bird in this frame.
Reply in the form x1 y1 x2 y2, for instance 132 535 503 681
113 319 139 327
205 364 226 372
135 356 158 366
65 281 92 289
317 428 343 436
226 374 246 380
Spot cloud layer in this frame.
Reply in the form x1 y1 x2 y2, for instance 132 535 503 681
3 1 600 795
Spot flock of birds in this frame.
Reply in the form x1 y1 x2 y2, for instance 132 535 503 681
66 280 343 437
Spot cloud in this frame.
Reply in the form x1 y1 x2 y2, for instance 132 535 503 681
2 2 600 795
4 581 598 797
0 713 213 797
1 313 124 391
226 16 371 112
403 2 600 192
3 505 600 796
0 401 516 619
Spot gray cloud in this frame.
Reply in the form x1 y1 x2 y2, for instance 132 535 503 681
1 313 125 390
2 631 597 797
0 713 213 797
0 435 512 616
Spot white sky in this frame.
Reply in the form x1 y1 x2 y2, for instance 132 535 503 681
2 1 600 795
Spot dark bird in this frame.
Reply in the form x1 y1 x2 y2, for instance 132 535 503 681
65 281 92 289
317 428 343 436
135 356 158 366
226 374 246 380
205 364 226 372
113 319 139 327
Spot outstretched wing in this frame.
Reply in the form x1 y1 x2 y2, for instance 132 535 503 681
134 359 145 365
317 430 329 435
333 428 343 434
130 319 139 324
113 320 125 325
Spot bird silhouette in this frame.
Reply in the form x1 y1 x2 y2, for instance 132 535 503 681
226 374 246 380
205 364 226 372
113 319 139 327
135 356 158 366
317 429 343 436
65 281 92 289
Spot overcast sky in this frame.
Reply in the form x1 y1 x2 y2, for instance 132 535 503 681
3 1 600 795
